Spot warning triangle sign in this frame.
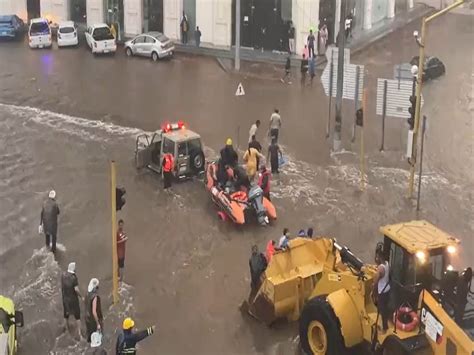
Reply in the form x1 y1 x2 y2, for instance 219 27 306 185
235 83 245 96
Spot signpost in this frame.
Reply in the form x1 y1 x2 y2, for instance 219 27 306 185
376 79 424 119
321 63 364 100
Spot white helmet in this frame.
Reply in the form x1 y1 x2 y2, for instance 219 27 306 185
49 190 56 199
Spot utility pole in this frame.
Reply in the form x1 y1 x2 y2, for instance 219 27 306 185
110 161 119 305
235 0 241 71
334 0 346 151
407 0 465 197
416 115 427 211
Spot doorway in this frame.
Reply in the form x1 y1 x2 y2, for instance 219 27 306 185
70 0 87 24
27 0 41 20
143 0 163 32
319 0 336 45
183 0 196 43
232 0 291 51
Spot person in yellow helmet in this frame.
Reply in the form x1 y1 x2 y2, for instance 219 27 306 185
219 138 238 168
116 317 155 354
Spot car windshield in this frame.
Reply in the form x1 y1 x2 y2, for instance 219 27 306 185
153 33 169 42
187 138 202 153
30 22 49 35
59 26 74 34
93 27 113 41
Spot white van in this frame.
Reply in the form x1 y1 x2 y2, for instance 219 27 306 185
28 18 52 49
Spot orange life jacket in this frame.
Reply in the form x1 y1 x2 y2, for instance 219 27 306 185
163 154 174 172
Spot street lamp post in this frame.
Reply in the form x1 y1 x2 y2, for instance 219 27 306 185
407 0 465 198
334 0 346 151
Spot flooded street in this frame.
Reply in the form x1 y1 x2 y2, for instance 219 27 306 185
0 13 472 355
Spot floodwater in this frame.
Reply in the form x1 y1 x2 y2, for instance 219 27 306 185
0 13 472 355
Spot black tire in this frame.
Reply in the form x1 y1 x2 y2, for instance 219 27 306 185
191 151 205 173
299 296 347 355
126 47 133 57
152 51 159 62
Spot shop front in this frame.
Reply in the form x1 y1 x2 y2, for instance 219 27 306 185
232 0 292 52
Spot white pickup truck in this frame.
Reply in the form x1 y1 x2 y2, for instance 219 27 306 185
85 23 116 54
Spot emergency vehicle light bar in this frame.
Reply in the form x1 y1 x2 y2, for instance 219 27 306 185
162 121 186 133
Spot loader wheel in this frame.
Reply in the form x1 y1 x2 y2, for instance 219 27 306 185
299 296 346 355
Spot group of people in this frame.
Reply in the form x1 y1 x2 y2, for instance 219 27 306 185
38 191 154 354
213 109 284 199
249 227 315 292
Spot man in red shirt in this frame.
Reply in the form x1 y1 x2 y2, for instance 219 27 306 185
117 219 128 282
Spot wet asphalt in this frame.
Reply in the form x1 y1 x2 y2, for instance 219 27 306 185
0 12 472 355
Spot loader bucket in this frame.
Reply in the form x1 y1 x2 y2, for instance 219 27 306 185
248 238 337 324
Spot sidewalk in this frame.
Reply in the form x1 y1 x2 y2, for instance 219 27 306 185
174 2 435 72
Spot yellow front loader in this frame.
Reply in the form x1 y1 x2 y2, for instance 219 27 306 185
247 221 474 354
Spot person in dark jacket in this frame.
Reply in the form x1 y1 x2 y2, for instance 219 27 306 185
220 138 238 168
85 278 103 343
267 139 283 174
116 318 155 355
249 245 267 291
257 166 271 200
301 53 309 86
280 56 292 84
39 190 60 253
62 262 83 340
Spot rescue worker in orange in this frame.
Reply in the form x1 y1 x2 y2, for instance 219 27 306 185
258 165 271 200
162 153 174 189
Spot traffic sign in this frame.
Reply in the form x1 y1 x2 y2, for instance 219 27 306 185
235 83 245 96
325 46 351 65
393 63 414 82
321 62 364 100
376 78 424 119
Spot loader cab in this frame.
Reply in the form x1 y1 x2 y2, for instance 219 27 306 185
134 121 205 179
379 221 460 309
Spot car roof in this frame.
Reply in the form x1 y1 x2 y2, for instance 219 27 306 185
162 129 201 142
30 18 48 24
380 220 460 254
146 31 167 39
58 21 75 27
92 23 109 28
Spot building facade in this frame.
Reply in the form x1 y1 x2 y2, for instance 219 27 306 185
1 0 412 53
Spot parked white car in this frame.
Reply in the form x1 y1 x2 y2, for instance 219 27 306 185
85 23 116 54
57 21 78 47
124 32 174 62
28 18 52 49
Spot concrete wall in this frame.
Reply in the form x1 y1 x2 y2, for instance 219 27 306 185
86 0 106 26
40 0 69 23
124 0 142 36
0 0 27 21
292 0 319 55
194 0 232 48
163 0 182 41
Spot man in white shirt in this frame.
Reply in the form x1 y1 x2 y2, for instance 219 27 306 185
269 109 282 143
249 120 261 143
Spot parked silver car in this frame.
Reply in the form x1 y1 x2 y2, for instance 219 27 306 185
124 32 174 62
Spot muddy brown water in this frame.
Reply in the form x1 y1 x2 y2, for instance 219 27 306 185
0 13 472 354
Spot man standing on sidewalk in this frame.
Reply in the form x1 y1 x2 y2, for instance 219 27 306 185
117 219 128 282
39 190 60 253
269 109 282 143
288 21 295 54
